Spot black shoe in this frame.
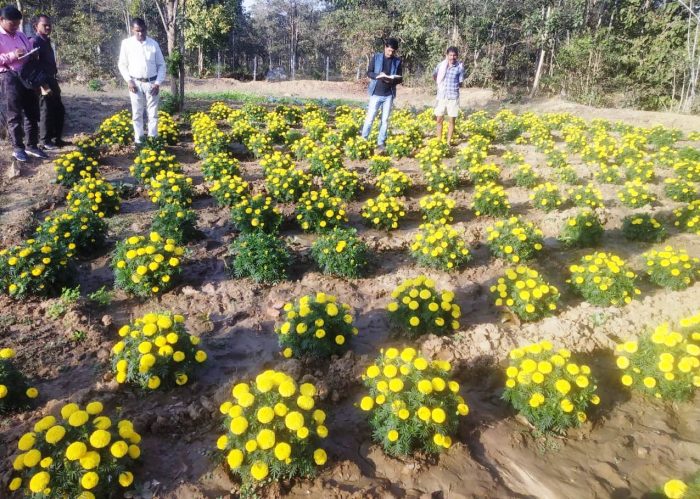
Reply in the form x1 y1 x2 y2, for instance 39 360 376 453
26 146 49 159
42 142 59 151
54 139 72 147
12 149 28 162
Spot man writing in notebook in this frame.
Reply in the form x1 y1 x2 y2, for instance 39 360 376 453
360 38 403 152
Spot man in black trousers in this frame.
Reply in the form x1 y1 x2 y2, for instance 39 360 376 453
31 14 67 149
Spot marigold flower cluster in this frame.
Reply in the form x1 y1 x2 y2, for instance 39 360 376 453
361 193 406 230
191 112 230 158
490 266 559 321
513 163 539 188
8 401 141 496
530 182 565 212
419 192 456 224
96 109 133 145
265 166 312 203
129 147 180 183
66 174 121 218
376 167 412 196
410 223 471 271
615 318 699 401
0 237 74 298
343 136 373 160
673 200 700 235
368 155 392 175
567 252 640 306
275 292 357 358
386 276 460 338
0 347 38 414
309 144 343 175
643 246 699 291
217 371 328 490
296 189 348 232
617 179 657 208
111 311 205 389
53 151 99 187
359 347 469 456
486 216 544 263
503 341 598 433
231 194 282 234
322 167 362 200
157 110 179 145
567 183 604 209
112 232 184 297
472 181 511 217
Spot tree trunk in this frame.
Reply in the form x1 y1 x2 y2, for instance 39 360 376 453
530 5 552 97
198 44 203 75
155 0 185 110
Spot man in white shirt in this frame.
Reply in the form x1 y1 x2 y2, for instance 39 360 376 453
117 18 165 144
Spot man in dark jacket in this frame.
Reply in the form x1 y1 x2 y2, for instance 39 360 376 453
360 38 402 151
31 14 67 149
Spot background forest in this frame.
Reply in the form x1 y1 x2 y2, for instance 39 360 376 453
11 0 700 112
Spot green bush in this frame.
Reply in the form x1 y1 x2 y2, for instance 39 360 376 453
558 210 604 248
229 232 290 284
311 227 368 278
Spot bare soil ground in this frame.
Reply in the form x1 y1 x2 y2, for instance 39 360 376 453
0 79 699 498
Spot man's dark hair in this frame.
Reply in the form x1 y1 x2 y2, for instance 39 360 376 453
384 38 399 50
33 14 50 27
131 17 147 29
446 46 459 56
0 5 22 20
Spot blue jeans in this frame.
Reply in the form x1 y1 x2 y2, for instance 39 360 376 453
361 94 393 146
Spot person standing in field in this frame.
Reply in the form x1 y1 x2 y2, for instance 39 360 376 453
31 14 68 150
117 17 165 145
360 38 403 152
433 46 464 145
0 5 48 163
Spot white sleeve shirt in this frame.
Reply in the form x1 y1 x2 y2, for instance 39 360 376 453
118 36 166 85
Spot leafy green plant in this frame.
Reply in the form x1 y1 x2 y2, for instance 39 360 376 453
229 232 290 284
558 210 604 248
377 167 412 196
622 213 667 242
151 204 199 244
88 286 113 307
530 182 565 212
419 193 455 223
311 227 368 278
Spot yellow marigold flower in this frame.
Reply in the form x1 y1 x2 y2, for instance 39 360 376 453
664 479 688 499
227 449 244 470
29 471 50 493
66 441 87 461
313 448 327 465
431 407 446 424
80 451 101 470
119 471 134 487
89 429 111 449
111 440 129 458
251 461 269 480
360 396 374 411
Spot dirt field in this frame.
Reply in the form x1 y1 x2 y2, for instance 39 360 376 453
0 79 699 498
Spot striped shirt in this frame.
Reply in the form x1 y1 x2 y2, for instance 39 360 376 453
434 62 465 100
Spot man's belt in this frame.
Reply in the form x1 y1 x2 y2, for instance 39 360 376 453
131 75 157 83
